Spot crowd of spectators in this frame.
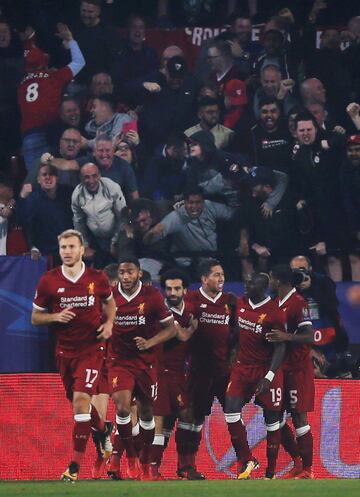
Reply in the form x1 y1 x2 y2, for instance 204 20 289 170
1 0 360 283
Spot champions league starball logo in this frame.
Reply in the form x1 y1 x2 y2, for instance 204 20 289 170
203 390 360 479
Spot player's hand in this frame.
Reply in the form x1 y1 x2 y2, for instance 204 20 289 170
252 243 271 257
30 247 42 261
266 329 289 342
20 183 33 199
347 102 360 118
134 336 150 350
125 130 140 146
54 307 76 323
97 321 113 340
143 82 161 93
255 377 271 396
188 314 198 333
333 125 346 135
277 79 294 99
309 241 326 255
55 23 73 43
261 203 273 218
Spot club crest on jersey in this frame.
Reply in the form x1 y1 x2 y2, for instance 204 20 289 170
177 394 184 407
88 282 95 295
138 302 145 314
112 376 118 388
224 304 230 314
258 313 267 324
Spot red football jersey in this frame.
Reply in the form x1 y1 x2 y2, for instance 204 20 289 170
110 282 173 366
187 288 234 377
276 288 312 369
237 296 286 366
33 264 112 358
18 66 73 132
163 301 193 374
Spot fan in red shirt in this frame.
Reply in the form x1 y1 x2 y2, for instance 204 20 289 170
225 272 286 480
32 229 116 482
149 268 198 480
186 259 238 479
18 24 85 170
108 257 176 481
268 264 315 480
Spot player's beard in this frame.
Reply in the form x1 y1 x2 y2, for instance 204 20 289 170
166 296 182 308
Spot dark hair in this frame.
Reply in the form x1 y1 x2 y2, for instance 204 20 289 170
198 258 222 278
229 12 251 24
197 96 220 110
214 31 238 43
166 132 187 148
39 163 58 176
263 28 285 43
140 269 152 284
160 268 189 289
209 40 232 58
94 93 115 111
183 186 204 200
81 0 102 7
118 256 140 268
258 95 281 110
294 111 319 131
130 198 160 224
61 95 80 107
103 263 119 282
127 14 145 27
271 263 294 285
95 133 113 144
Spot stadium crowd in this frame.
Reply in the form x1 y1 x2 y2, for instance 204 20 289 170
1 0 360 483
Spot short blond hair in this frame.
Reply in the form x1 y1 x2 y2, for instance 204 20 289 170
58 229 84 246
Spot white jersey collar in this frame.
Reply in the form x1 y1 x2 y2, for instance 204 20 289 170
118 281 142 302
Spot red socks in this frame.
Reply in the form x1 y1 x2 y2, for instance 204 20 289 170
72 413 92 465
225 413 252 464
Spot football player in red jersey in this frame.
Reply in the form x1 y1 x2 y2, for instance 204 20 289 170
268 264 315 479
186 259 238 480
18 23 85 170
91 263 118 479
225 272 286 480
32 229 116 482
150 269 198 479
108 257 177 480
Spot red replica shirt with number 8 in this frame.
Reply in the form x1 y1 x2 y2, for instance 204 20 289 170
18 66 73 133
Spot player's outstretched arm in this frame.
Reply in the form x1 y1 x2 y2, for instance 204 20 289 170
176 315 198 342
266 325 314 344
134 317 177 350
97 297 116 340
31 307 76 326
255 342 286 396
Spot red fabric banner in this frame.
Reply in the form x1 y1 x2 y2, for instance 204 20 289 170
0 374 358 480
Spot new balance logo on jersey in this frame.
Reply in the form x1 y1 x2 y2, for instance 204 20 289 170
200 304 207 308
57 288 65 293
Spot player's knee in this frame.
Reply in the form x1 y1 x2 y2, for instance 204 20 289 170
138 403 153 421
225 396 243 414
295 424 311 437
264 410 281 427
72 394 91 414
291 412 308 429
178 408 193 424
